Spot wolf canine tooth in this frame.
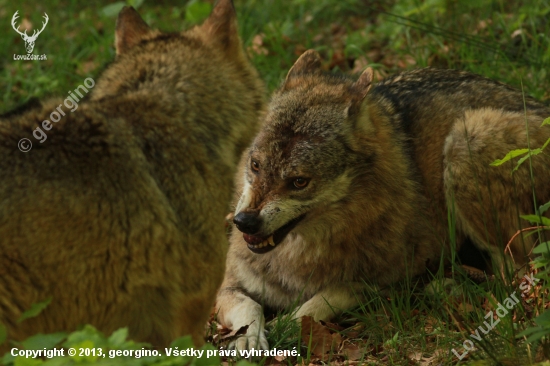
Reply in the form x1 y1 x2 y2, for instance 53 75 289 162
268 235 275 246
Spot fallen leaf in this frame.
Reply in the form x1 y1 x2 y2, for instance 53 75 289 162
248 33 268 56
341 342 367 361
301 316 340 357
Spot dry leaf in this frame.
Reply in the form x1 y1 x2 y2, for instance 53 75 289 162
301 316 340 356
248 34 268 56
341 343 367 361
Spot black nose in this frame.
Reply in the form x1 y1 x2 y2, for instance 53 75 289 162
233 211 262 234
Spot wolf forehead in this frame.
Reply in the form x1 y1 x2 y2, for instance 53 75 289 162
249 78 360 178
265 74 361 134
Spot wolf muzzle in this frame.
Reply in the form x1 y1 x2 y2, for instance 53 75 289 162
233 209 306 254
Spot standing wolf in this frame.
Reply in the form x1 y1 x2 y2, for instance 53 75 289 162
216 50 550 350
0 0 264 350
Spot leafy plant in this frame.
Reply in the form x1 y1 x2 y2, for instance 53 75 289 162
102 0 145 17
185 0 212 24
490 117 550 172
491 115 550 356
517 215 550 345
2 326 221 366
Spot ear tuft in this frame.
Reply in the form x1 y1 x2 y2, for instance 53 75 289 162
200 0 240 57
115 7 152 55
283 50 322 87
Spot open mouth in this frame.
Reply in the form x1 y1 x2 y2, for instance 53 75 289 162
242 215 305 254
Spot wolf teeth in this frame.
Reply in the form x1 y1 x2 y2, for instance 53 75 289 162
249 235 275 249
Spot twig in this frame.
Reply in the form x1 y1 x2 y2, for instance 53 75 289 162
504 226 549 258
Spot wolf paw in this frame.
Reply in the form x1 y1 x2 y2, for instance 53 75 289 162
229 330 269 351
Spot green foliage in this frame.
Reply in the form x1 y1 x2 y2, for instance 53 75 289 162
101 3 127 17
374 0 447 48
18 298 52 324
22 333 68 351
490 148 530 167
101 0 145 17
2 300 220 366
517 239 550 344
491 117 550 173
127 0 145 9
235 361 257 366
522 215 550 227
185 0 212 25
491 111 550 351
2 327 221 366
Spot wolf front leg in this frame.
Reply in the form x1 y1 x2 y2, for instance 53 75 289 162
216 286 269 351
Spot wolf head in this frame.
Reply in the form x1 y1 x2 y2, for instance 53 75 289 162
90 0 258 102
88 0 264 168
233 50 376 253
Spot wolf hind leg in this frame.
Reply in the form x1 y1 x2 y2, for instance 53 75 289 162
443 108 550 270
291 284 363 321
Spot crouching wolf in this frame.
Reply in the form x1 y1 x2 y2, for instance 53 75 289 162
0 0 264 350
216 49 550 350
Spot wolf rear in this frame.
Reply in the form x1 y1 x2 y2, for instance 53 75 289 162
0 0 264 350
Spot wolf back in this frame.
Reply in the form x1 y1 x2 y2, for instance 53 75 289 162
0 0 264 351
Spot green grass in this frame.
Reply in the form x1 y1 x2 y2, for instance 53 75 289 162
2 0 549 114
1 0 550 365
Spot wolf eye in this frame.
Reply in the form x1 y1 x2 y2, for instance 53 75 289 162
251 160 260 173
293 178 309 189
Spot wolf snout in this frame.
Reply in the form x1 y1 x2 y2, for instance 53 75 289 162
233 211 262 234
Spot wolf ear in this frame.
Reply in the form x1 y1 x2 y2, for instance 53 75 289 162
347 67 375 117
200 0 240 58
354 67 374 99
115 7 152 55
283 50 322 88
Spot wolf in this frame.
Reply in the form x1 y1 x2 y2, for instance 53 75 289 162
216 49 550 350
0 0 264 351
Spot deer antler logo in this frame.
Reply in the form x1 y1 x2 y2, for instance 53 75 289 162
11 11 49 54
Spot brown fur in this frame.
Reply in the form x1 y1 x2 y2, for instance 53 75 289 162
216 50 550 350
0 0 264 351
